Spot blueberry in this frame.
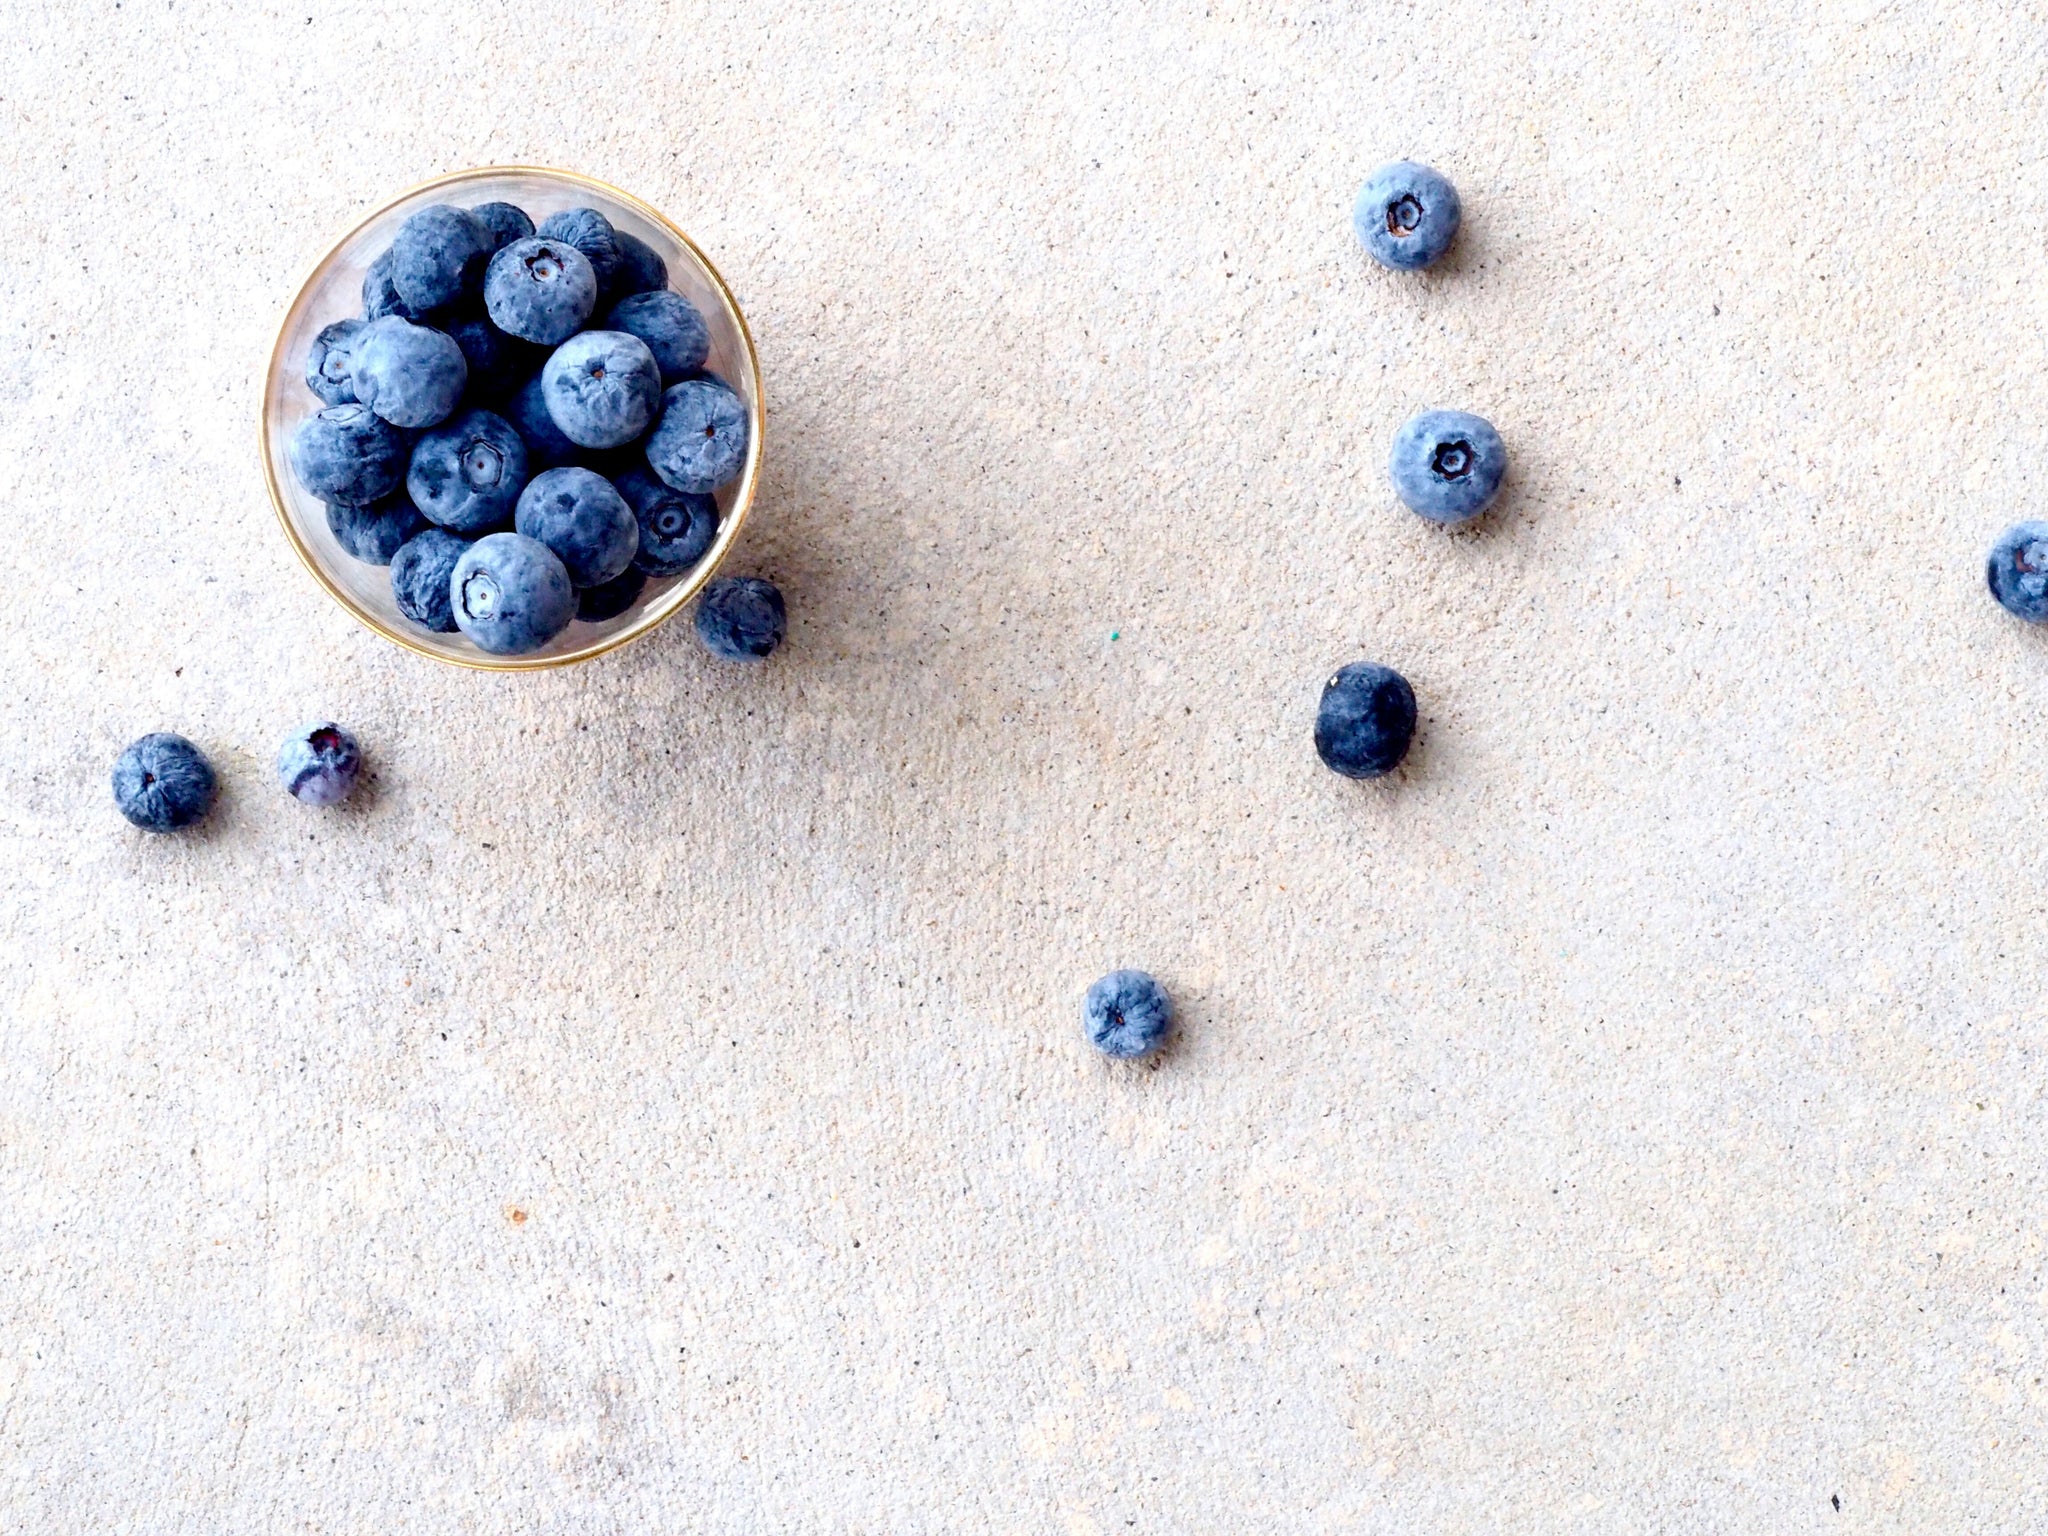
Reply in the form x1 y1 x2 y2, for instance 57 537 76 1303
277 722 362 806
694 575 785 660
541 330 662 449
389 204 492 313
646 376 749 494
506 371 578 468
390 528 468 631
304 318 365 405
513 467 637 587
605 290 710 384
1354 161 1461 271
609 230 668 298
469 201 535 253
576 565 647 622
111 732 217 832
536 207 621 292
1083 969 1174 1059
1315 662 1416 779
289 403 408 506
326 491 427 565
407 408 528 533
1388 408 1505 524
451 532 576 655
1988 521 2048 622
350 317 467 429
484 236 599 346
447 314 532 403
361 248 424 321
616 467 718 576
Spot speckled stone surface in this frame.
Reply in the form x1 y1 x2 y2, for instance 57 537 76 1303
6 3 2048 1530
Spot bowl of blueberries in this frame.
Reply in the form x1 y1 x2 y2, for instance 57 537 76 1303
262 166 763 668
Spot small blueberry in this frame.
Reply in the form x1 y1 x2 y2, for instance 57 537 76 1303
469 201 536 253
325 491 428 566
541 330 662 449
1388 408 1506 525
616 467 718 577
646 376 749 495
537 207 622 292
1083 969 1174 1059
304 318 365 405
484 237 599 346
289 403 408 507
1354 161 1461 271
387 204 491 313
350 317 467 429
605 290 710 384
694 575 785 661
450 532 576 655
111 732 217 832
408 408 528 533
277 722 362 805
1987 522 2048 622
609 229 669 298
390 528 468 631
1315 662 1416 779
514 467 638 588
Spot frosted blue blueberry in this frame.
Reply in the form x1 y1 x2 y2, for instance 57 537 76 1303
616 467 719 577
1314 661 1416 779
289 403 407 506
484 237 599 346
605 290 710 384
111 733 217 832
277 722 362 806
541 330 662 449
451 533 576 654
407 409 528 533
694 575 785 660
537 207 621 292
388 204 491 313
350 317 467 429
646 376 749 494
1354 161 1461 271
609 230 668 298
1083 970 1174 1059
325 492 427 566
1987 522 2048 622
1388 408 1505 525
304 318 365 405
576 565 647 622
469 201 535 253
361 248 424 321
390 528 468 631
514 466 637 587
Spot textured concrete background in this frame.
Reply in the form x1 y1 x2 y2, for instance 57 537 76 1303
5 1 2048 1530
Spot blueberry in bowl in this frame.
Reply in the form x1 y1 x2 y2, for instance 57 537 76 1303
264 166 761 668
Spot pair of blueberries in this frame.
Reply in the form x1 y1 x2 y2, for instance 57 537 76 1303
1308 161 1497 790
111 724 362 833
290 198 774 659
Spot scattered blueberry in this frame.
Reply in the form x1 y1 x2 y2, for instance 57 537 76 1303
609 229 668 298
446 314 531 402
350 317 467 429
326 491 428 565
1083 969 1174 1059
576 565 647 622
1388 408 1506 524
450 532 576 654
514 467 638 587
605 289 710 383
484 236 599 345
695 575 785 660
1354 161 1461 271
1988 522 2048 622
616 467 719 576
407 408 528 532
1314 662 1416 779
289 403 408 506
469 201 535 253
390 527 468 631
277 722 362 806
541 329 662 449
646 376 750 494
506 371 578 468
111 733 217 833
388 204 491 313
304 318 365 405
536 207 621 292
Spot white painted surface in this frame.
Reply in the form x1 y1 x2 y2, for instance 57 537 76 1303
5 2 2048 1529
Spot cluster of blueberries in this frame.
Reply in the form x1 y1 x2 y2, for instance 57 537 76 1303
288 197 784 660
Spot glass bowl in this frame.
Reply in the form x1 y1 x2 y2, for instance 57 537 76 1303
260 166 763 670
